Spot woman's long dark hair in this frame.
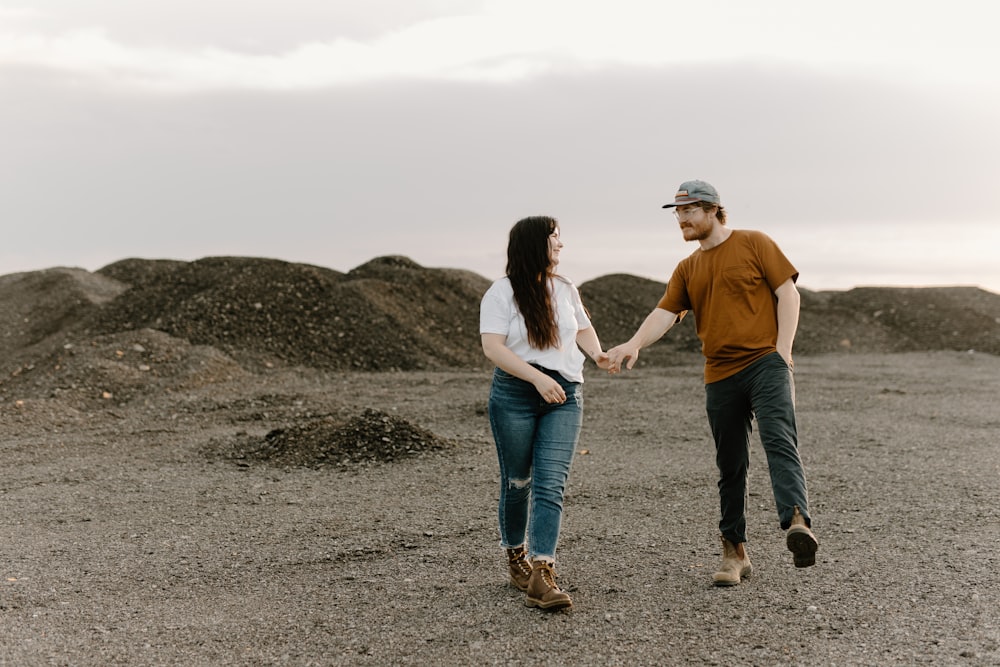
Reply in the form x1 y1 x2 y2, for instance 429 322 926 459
506 216 560 350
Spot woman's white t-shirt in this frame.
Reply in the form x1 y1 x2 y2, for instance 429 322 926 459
479 276 592 383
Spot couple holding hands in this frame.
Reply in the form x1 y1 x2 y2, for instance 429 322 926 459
480 180 818 610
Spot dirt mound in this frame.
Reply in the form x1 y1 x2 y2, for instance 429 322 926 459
89 255 491 372
0 267 127 367
97 257 188 287
580 275 1000 357
822 286 1000 353
2 257 998 404
220 407 456 469
0 327 246 408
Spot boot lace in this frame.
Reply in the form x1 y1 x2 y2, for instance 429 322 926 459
508 548 532 578
537 563 558 589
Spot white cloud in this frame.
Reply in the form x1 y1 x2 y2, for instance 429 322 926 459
1 0 998 93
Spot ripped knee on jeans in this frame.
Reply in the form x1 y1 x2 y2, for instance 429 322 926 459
508 477 531 490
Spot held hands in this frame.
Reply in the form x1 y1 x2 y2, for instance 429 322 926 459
606 343 638 374
534 349 611 403
531 348 618 402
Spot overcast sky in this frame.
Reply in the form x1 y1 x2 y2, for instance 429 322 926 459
2 1 999 293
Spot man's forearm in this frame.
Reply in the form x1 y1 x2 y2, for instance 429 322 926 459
775 284 800 357
630 308 679 349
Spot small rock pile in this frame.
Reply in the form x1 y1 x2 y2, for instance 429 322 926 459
223 408 455 469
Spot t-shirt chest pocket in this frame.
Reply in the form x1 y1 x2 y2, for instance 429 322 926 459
720 264 761 296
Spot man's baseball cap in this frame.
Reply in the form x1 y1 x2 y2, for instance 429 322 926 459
662 180 720 208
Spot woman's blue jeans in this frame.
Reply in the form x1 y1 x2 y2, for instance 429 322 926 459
705 351 811 545
488 366 583 561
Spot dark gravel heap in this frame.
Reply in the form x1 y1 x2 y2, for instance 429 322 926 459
1 327 246 409
4 255 995 474
801 285 1000 353
583 275 1000 358
91 255 491 372
0 267 127 366
2 255 999 396
221 408 455 469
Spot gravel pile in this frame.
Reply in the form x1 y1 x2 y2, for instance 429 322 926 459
91 255 491 372
3 255 998 419
581 275 1000 358
219 407 456 469
3 256 998 387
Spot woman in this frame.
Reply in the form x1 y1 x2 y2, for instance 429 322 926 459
480 216 608 610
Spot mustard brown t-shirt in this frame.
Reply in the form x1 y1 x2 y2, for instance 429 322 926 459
656 229 798 384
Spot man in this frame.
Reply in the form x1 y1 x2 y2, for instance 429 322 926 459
607 179 818 586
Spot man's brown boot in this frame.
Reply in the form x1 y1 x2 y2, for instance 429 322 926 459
712 536 752 587
525 560 572 610
786 505 818 568
506 546 532 591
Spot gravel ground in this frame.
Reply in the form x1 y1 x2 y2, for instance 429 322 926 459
1 352 998 666
1 257 998 665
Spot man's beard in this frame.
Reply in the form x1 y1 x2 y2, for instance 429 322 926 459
681 223 711 242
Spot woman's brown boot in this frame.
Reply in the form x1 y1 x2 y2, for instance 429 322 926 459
506 546 532 591
525 560 572 610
